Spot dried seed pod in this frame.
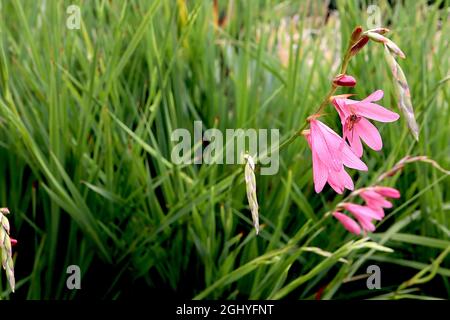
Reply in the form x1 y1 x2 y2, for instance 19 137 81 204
0 208 15 292
244 154 260 235
384 44 418 141
366 32 406 59
366 27 390 35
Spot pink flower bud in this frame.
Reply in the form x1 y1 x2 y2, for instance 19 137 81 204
333 74 356 87
333 211 361 235
373 186 401 198
11 238 18 246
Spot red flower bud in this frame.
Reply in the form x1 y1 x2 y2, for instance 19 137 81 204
333 74 356 87
350 26 363 44
350 36 369 56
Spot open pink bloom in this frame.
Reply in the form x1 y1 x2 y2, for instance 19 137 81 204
332 90 400 157
359 186 401 218
333 211 361 235
305 119 368 194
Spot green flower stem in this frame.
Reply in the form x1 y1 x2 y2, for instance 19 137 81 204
256 33 356 164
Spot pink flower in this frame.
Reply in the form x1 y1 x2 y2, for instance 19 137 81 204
334 187 400 235
342 202 382 233
304 119 368 194
332 90 400 157
359 186 401 218
372 186 401 198
333 211 361 235
333 74 356 87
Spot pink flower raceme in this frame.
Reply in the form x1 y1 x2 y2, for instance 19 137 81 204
333 203 381 235
333 186 401 235
304 118 368 194
332 90 400 157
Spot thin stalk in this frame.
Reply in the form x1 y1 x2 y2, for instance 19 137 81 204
256 31 358 164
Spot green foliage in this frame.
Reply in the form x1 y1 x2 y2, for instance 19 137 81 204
0 0 448 299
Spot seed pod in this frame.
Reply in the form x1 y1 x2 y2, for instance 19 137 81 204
1 216 10 234
0 208 15 292
244 154 260 235
366 27 390 35
384 45 418 141
366 32 405 59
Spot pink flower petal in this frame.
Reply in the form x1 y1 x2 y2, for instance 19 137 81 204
339 142 368 171
362 89 384 102
343 203 377 232
310 120 342 172
328 167 354 193
374 186 401 198
347 128 364 157
354 118 383 151
328 177 344 194
333 212 361 235
321 123 368 170
332 99 349 123
355 214 376 232
338 167 355 191
355 102 400 122
312 150 328 193
343 203 382 221
370 205 385 219
360 190 392 208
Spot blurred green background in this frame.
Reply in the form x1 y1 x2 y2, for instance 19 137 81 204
0 0 448 299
